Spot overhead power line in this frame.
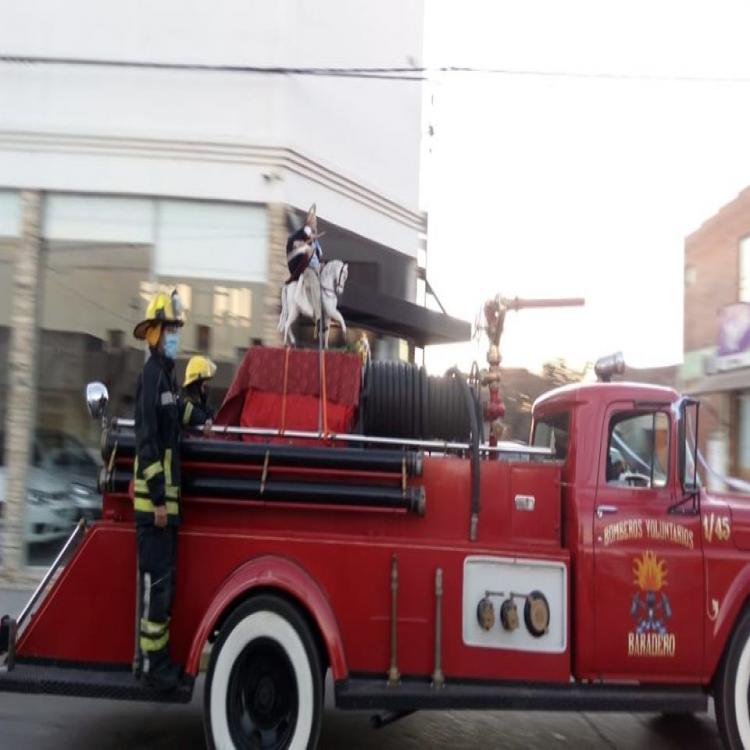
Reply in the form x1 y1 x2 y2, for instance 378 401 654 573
3 55 750 85
0 55 427 81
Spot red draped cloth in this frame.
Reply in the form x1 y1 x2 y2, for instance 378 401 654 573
216 347 361 439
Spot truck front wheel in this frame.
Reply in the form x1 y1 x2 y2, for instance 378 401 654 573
716 608 750 750
204 595 323 750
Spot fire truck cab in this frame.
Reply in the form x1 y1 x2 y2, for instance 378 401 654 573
1 350 750 750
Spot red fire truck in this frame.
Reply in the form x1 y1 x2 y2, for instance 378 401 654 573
0 334 749 750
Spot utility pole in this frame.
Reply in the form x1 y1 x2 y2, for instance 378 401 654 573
3 191 43 582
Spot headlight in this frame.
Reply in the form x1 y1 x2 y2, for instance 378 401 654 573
27 490 49 506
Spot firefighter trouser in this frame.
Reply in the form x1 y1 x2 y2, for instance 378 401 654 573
136 525 177 674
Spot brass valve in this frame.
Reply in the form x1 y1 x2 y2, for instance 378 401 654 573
500 598 519 631
482 588 551 637
476 597 495 631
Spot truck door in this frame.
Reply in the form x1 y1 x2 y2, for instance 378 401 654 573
593 403 703 678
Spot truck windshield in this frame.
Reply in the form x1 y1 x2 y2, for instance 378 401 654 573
532 413 570 460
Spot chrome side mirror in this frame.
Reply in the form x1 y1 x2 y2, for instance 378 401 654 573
86 382 109 420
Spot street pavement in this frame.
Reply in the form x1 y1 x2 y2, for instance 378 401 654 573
0 589 724 749
0 679 723 749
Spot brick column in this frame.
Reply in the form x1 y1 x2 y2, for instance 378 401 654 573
262 200 288 345
2 191 42 582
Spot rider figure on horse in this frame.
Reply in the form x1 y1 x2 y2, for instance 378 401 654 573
286 204 323 281
279 202 348 348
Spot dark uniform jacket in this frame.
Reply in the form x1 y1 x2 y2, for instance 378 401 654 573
134 351 183 526
181 390 214 428
286 226 321 281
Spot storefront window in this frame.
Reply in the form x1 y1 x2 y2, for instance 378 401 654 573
741 236 750 302
155 199 267 410
24 195 155 565
738 393 750 476
8 193 269 567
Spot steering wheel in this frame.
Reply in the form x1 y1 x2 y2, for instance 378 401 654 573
622 471 650 488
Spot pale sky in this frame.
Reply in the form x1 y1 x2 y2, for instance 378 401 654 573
421 0 750 374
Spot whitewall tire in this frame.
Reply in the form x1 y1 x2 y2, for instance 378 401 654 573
204 595 323 750
716 608 750 750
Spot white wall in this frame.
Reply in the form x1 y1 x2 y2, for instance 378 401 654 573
0 0 425 256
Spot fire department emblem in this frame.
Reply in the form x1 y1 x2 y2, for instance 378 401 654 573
628 551 676 657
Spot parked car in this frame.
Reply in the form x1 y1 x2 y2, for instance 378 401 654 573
33 430 102 521
0 433 77 544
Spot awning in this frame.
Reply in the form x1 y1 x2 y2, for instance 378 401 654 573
338 281 471 347
686 368 750 395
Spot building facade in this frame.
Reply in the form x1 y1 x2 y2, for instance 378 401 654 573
0 1 469 579
683 187 750 487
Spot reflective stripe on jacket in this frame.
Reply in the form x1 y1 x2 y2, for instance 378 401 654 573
181 393 214 428
134 351 183 526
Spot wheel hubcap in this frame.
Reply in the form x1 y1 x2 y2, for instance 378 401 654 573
255 676 276 715
227 637 298 750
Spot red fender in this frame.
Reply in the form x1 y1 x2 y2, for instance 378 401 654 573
185 554 348 680
706 561 750 681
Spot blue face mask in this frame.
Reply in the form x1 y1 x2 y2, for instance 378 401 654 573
163 331 180 360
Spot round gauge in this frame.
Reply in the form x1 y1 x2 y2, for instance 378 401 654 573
524 591 550 637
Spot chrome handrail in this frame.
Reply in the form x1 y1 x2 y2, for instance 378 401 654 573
110 418 555 458
17 519 87 629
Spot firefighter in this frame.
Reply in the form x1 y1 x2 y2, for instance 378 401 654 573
132 289 185 691
181 355 217 430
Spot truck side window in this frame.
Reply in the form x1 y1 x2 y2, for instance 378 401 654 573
532 412 570 460
607 411 669 488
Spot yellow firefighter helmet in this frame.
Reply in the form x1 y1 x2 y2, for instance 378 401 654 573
183 355 217 387
133 289 185 340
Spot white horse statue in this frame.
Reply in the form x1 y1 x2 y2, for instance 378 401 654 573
278 259 349 348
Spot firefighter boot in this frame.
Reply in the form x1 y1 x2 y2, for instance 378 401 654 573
142 649 182 692
0 615 10 653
